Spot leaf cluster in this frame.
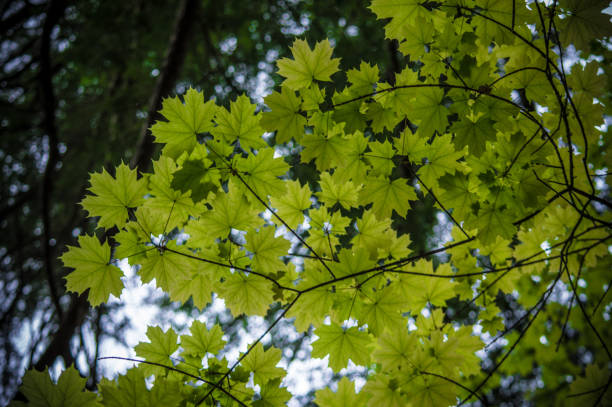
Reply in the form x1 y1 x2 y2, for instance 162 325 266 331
13 0 612 405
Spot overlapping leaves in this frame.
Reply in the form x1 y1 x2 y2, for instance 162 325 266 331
19 0 612 406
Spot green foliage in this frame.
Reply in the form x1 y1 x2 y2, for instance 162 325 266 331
14 0 612 405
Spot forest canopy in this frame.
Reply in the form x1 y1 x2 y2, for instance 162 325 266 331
6 0 612 406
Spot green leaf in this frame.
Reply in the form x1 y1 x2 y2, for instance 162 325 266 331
568 363 612 404
288 268 336 331
138 244 194 293
211 94 265 151
359 176 416 219
409 87 449 137
134 326 179 376
241 343 284 386
260 87 306 143
352 209 393 258
558 0 612 51
450 110 496 157
246 226 291 273
347 61 379 97
151 87 217 159
416 134 465 189
99 368 148 407
253 379 291 407
143 156 197 232
369 0 427 40
187 182 261 239
18 366 98 407
314 377 368 407
62 235 123 307
277 39 340 90
474 196 517 245
361 374 407 407
373 328 417 372
397 261 456 311
367 139 395 177
219 273 274 317
316 171 360 210
171 145 219 202
169 269 214 310
80 162 147 229
270 180 312 228
236 148 289 198
181 321 226 359
410 375 458 407
311 323 373 372
358 286 407 335
301 127 350 171
396 16 434 58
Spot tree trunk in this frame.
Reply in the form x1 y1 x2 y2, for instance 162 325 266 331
130 0 199 172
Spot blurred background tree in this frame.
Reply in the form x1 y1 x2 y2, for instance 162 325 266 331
1 0 440 403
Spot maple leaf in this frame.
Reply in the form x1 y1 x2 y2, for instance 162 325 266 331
277 39 340 90
373 328 417 372
352 209 393 258
331 248 375 281
253 378 291 407
236 148 289 198
367 139 395 177
557 0 612 51
301 129 350 171
316 171 360 210
369 0 428 40
376 69 419 116
397 260 455 311
396 16 434 58
332 87 368 134
288 268 336 331
473 196 517 245
311 323 373 372
246 226 291 273
171 145 219 202
270 180 312 228
300 84 326 111
99 368 148 407
219 272 274 317
314 377 369 407
359 176 416 219
143 156 197 232
186 182 261 239
134 326 179 376
410 87 449 137
260 87 306 143
80 162 147 229
416 134 465 189
62 235 123 307
366 101 399 133
361 374 408 407
180 321 226 359
568 363 612 404
241 343 284 386
410 375 458 407
17 366 99 407
211 94 266 151
450 110 497 157
333 131 369 182
138 243 194 293
358 285 408 335
151 87 217 159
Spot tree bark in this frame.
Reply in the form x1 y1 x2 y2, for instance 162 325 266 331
130 0 199 172
39 0 66 321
